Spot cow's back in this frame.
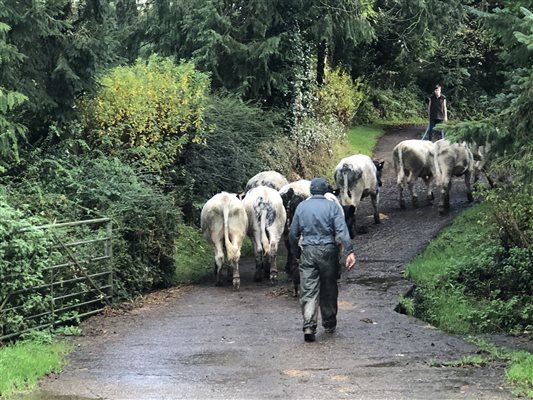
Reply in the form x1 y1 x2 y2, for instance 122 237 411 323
393 140 436 178
434 140 474 179
245 171 289 192
201 192 247 242
243 186 286 231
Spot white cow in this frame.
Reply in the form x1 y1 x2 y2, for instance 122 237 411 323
333 154 381 234
245 170 289 192
434 139 475 214
392 139 437 209
242 185 287 284
200 192 248 289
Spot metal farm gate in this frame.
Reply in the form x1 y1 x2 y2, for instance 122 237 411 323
0 218 113 341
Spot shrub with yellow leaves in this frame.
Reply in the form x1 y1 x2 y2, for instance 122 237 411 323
81 55 210 171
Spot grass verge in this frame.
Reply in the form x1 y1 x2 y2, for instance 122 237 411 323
173 224 255 284
404 203 498 333
433 338 533 398
343 125 385 157
0 337 70 397
174 224 213 284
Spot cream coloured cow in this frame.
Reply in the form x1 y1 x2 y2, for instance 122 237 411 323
245 170 289 192
200 192 248 289
392 139 437 209
242 185 287 284
434 139 475 214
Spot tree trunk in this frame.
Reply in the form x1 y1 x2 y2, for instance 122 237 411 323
316 39 327 86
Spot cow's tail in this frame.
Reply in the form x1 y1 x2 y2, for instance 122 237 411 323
260 208 271 256
396 145 405 185
223 205 238 262
342 168 350 204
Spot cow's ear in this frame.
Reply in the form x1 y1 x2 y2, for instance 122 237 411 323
237 192 246 200
374 159 385 170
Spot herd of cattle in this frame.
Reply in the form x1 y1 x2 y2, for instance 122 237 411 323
200 138 488 290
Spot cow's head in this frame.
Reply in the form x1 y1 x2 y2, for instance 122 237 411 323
373 159 385 187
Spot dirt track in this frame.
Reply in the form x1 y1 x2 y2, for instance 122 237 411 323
22 127 517 400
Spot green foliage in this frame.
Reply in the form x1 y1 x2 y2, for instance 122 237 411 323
0 194 58 338
144 0 374 105
398 295 415 316
176 93 291 222
313 67 365 126
465 337 533 398
5 155 181 299
82 56 211 172
0 337 70 396
405 202 532 333
355 85 426 124
342 125 384 157
0 0 121 140
507 350 533 398
0 20 27 171
173 224 213 284
445 7 533 183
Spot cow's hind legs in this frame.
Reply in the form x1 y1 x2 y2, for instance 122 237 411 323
407 176 418 207
465 171 474 202
423 176 434 204
371 192 380 224
230 260 240 290
254 253 264 282
269 243 279 285
398 177 406 209
213 242 225 286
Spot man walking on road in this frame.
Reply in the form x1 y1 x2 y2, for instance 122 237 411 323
289 177 356 342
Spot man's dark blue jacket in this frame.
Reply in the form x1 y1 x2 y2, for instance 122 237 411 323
289 195 354 255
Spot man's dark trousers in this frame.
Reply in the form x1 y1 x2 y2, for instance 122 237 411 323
299 245 339 333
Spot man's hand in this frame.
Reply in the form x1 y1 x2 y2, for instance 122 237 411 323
345 252 356 270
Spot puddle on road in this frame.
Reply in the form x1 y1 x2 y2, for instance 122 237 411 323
363 360 402 368
179 350 235 366
9 392 93 400
344 275 402 291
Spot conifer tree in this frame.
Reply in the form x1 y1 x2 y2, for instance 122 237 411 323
0 0 120 141
0 9 27 170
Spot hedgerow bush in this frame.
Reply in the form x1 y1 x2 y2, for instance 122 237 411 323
355 85 426 124
5 155 181 299
313 67 365 127
81 55 211 172
406 197 533 334
287 65 363 179
175 94 292 222
0 193 57 338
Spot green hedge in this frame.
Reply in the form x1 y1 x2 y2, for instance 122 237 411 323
5 155 181 299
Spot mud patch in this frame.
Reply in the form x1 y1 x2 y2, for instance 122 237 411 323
266 287 294 298
331 374 349 381
338 300 355 310
283 369 310 378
